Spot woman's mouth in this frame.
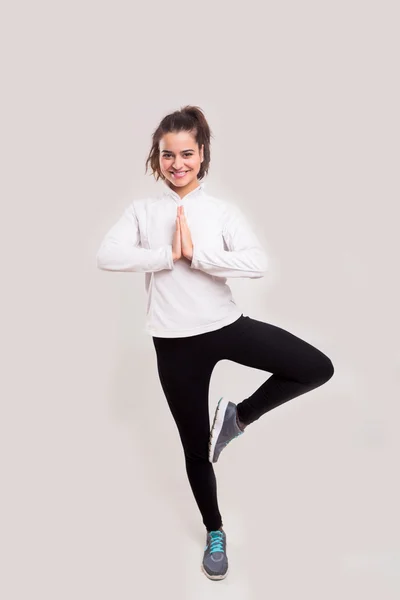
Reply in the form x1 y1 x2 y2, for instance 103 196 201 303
170 170 189 179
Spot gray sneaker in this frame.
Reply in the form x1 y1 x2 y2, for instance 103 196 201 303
209 397 244 463
201 528 228 580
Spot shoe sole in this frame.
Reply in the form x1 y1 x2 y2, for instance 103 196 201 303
208 396 229 463
201 562 229 580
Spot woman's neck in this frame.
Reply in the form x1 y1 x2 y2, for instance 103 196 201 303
167 178 201 199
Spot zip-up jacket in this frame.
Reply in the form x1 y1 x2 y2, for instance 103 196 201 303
96 181 268 337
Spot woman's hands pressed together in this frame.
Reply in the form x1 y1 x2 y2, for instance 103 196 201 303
172 205 194 262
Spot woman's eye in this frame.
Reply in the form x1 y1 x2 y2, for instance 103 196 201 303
162 153 193 158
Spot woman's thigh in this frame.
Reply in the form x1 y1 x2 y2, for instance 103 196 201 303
152 336 217 456
214 315 334 384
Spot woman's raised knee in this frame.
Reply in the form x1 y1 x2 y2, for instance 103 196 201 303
315 355 334 384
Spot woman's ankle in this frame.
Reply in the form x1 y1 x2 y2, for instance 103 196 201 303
236 412 246 431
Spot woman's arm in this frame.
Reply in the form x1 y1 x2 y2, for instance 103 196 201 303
190 203 268 279
96 202 174 273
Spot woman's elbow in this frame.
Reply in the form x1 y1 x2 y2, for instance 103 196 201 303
256 252 269 276
96 245 112 270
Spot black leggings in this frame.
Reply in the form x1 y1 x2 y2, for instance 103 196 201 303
152 314 334 532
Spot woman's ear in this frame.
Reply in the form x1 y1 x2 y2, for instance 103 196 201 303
200 144 204 163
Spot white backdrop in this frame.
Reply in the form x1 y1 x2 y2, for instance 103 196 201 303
1 1 399 598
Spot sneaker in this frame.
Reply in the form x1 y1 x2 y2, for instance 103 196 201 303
201 528 228 580
209 397 244 463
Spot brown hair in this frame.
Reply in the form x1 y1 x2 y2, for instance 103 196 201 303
145 105 212 181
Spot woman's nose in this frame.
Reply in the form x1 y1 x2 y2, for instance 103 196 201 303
172 157 183 169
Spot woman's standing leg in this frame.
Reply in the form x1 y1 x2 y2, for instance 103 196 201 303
152 335 222 532
216 315 334 427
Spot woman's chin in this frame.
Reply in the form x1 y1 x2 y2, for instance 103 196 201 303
169 178 192 188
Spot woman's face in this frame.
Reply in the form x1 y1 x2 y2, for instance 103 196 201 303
159 130 204 194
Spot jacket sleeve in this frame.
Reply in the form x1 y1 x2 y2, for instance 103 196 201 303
96 202 174 273
190 203 268 279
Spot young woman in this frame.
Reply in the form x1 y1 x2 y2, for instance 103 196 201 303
96 105 334 581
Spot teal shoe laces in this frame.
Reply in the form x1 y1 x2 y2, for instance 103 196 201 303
207 530 225 553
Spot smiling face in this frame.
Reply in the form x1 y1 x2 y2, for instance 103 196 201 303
159 130 204 197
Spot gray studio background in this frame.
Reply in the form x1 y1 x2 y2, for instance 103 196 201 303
1 1 399 599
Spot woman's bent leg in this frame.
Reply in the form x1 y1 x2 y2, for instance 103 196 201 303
219 316 334 426
152 336 222 532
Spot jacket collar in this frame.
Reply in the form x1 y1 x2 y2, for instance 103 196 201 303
162 179 205 203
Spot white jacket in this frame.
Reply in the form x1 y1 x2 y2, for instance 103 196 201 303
96 181 268 337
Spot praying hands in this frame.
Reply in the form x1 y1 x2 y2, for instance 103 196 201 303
172 205 194 262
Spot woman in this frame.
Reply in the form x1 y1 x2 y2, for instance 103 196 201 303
96 105 334 581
